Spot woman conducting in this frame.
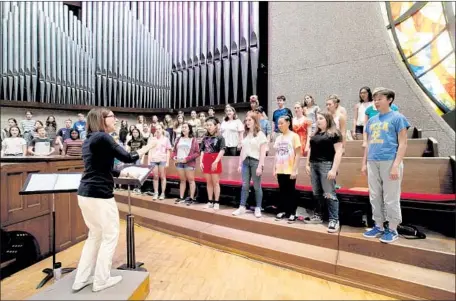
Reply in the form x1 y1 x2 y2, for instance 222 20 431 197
72 108 153 292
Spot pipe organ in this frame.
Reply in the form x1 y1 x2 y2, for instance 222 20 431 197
0 1 260 110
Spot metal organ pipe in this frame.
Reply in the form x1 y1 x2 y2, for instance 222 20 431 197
0 1 258 109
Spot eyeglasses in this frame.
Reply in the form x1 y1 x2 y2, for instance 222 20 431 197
104 114 115 119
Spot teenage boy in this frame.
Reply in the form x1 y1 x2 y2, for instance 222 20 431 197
28 126 55 156
361 87 410 244
73 113 87 140
20 111 36 143
272 95 292 135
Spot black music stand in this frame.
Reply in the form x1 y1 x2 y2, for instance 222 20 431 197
19 172 82 289
114 165 153 272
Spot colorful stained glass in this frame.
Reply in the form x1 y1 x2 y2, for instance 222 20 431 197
390 2 416 21
384 1 455 114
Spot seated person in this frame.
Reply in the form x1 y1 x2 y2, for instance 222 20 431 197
28 126 55 156
1 126 27 156
62 129 83 157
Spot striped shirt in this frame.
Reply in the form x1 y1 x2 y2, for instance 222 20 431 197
63 138 83 157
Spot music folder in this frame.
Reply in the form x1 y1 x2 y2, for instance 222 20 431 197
113 164 154 186
20 173 82 195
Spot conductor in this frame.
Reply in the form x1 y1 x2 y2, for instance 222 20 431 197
72 108 153 292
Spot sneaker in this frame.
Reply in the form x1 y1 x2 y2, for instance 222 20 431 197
72 276 94 291
144 191 155 196
254 207 262 218
133 188 142 195
213 202 220 210
175 198 185 204
204 202 214 209
379 228 399 244
363 226 384 238
303 214 323 224
185 197 194 206
152 193 159 200
92 275 123 292
327 220 340 233
275 212 286 221
287 215 297 224
232 206 246 216
159 193 165 200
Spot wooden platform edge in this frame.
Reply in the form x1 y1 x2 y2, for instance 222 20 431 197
128 272 150 301
119 210 433 301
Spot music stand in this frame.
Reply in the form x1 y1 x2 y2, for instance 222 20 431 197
19 172 82 289
114 165 153 272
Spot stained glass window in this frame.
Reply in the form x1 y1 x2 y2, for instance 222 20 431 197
383 2 455 115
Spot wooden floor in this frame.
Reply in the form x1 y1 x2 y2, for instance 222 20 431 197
1 221 394 300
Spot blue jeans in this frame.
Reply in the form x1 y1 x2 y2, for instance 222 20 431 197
240 157 263 208
310 161 339 221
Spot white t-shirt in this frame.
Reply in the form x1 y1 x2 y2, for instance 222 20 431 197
220 119 244 147
176 137 192 160
241 131 268 161
2 137 27 155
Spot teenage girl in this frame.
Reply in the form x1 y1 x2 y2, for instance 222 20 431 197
200 117 226 210
292 101 312 156
305 112 343 233
172 122 200 205
147 124 172 200
273 115 302 222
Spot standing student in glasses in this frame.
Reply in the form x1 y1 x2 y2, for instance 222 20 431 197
273 115 301 222
73 108 153 292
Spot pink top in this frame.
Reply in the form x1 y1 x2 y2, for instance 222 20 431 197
148 136 172 163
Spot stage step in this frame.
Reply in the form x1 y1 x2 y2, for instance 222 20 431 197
115 192 456 273
117 201 456 300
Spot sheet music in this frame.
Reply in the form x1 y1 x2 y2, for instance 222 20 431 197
25 174 58 192
119 166 150 180
53 174 82 191
34 141 51 155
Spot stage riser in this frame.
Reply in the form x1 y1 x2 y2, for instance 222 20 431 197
116 194 339 250
116 193 456 274
118 209 453 301
336 266 454 301
339 236 455 274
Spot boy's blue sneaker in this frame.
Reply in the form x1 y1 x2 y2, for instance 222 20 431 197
379 228 399 244
363 226 384 238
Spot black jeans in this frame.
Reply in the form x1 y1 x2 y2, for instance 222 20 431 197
225 147 239 156
277 174 297 216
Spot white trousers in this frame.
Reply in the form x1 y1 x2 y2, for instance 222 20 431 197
73 196 120 286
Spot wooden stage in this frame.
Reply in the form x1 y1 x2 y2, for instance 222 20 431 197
0 220 395 300
115 192 456 301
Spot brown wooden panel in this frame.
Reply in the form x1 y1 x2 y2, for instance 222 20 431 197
267 138 431 157
5 214 50 257
1 163 49 226
167 156 454 194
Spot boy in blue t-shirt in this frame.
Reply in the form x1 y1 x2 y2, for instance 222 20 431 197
73 113 87 140
272 95 293 135
361 87 410 244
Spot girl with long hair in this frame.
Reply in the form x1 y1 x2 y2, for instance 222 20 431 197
1 118 18 141
273 115 302 222
45 115 58 142
220 105 244 156
200 117 226 210
173 115 185 145
303 94 320 135
304 112 343 233
232 113 268 218
1 126 26 156
292 101 312 156
62 129 83 157
352 86 373 140
326 96 347 147
147 124 172 200
118 120 129 145
172 122 200 205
